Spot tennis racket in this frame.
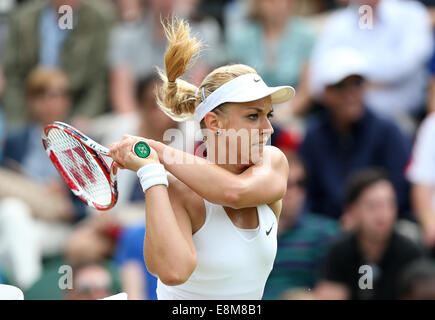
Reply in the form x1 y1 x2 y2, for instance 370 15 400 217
42 121 151 210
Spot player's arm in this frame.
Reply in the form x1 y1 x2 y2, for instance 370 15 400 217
143 184 197 285
109 136 196 286
149 140 289 210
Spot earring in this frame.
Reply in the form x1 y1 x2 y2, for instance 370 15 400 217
216 130 221 136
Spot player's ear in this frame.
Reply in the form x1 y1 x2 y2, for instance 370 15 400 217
203 112 223 135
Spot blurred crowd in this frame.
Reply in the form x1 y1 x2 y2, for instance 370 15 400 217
1 0 435 300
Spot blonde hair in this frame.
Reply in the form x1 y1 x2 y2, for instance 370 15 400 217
157 18 257 125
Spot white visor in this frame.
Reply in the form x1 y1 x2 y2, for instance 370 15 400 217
194 73 295 122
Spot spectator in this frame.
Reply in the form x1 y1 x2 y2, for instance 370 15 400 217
63 212 121 266
64 262 114 300
115 224 157 300
310 0 433 136
3 0 114 127
263 155 338 300
109 0 223 113
314 169 424 300
300 46 411 220
0 66 5 161
398 258 435 300
0 67 86 290
114 0 143 22
406 112 435 255
419 1 435 115
296 0 343 15
226 0 315 117
0 0 14 62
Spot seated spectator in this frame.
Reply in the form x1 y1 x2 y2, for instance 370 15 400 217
3 0 114 127
300 46 411 220
263 155 338 300
0 67 86 290
64 262 114 300
314 169 425 300
115 224 157 300
398 258 435 300
406 112 435 255
226 0 315 117
0 0 14 62
310 0 433 136
109 0 223 113
0 69 5 160
63 213 121 266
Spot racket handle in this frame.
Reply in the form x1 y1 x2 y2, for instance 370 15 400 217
133 141 151 158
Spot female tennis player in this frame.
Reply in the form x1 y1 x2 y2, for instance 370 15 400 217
109 19 294 300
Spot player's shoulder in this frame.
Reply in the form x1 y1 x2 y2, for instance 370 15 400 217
263 145 289 168
263 145 286 157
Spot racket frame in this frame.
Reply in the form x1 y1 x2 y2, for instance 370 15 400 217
42 121 118 210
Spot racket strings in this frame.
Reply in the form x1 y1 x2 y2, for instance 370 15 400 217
46 128 112 206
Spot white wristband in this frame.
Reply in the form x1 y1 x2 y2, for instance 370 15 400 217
137 163 169 193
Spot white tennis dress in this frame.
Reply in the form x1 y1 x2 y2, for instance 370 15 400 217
156 199 278 300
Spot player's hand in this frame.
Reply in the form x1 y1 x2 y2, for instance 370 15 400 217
109 135 160 172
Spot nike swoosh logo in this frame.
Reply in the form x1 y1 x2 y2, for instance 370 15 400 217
266 223 274 236
254 77 261 82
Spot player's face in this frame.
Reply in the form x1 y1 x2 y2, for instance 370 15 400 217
354 181 397 239
221 96 274 165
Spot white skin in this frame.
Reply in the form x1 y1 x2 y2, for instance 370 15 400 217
109 96 289 285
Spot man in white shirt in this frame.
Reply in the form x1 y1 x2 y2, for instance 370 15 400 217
310 0 433 135
406 112 435 253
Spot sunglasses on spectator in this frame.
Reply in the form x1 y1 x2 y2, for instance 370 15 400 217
328 77 364 90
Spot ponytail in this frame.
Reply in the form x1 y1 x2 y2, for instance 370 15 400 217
157 17 257 124
157 18 202 121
